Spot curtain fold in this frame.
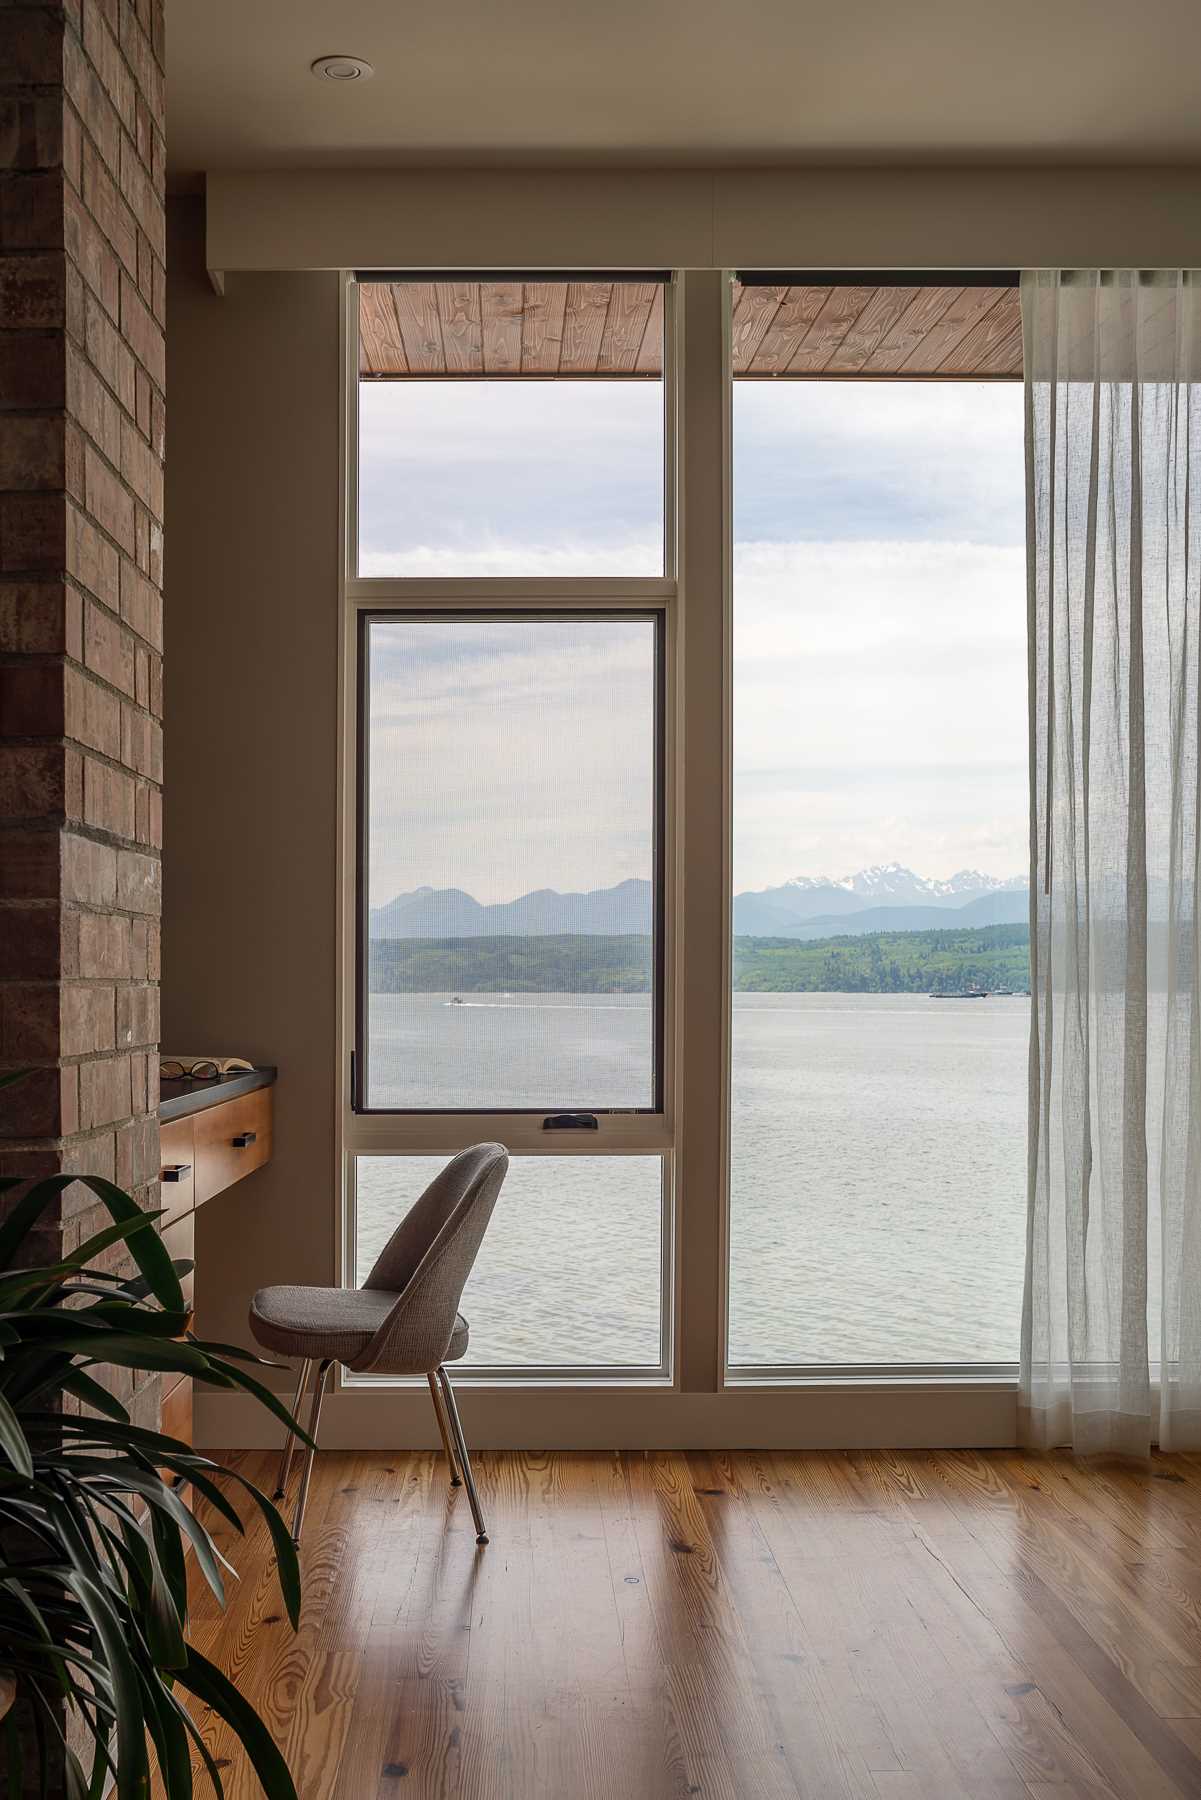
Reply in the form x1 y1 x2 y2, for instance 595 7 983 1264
1022 269 1201 1455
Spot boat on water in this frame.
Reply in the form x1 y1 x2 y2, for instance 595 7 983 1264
448 996 465 1006
930 987 989 1000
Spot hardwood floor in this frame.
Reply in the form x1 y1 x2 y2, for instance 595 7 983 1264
161 1448 1201 1799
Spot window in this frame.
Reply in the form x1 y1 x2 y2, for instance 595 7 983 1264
728 374 1028 1368
347 273 674 1381
357 279 666 578
345 268 1031 1409
354 1155 666 1368
356 612 663 1114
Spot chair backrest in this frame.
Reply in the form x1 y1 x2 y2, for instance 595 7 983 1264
351 1143 508 1373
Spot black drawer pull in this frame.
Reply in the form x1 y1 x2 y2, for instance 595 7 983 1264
542 1112 599 1131
232 1131 258 1148
162 1163 192 1181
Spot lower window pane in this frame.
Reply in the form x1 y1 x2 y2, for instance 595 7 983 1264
354 1154 664 1367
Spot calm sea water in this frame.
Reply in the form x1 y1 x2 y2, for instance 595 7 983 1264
358 991 1028 1367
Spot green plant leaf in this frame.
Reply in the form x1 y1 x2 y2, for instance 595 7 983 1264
62 1569 150 1799
0 1386 33 1477
177 1646 299 1800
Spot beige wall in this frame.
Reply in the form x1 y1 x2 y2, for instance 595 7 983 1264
164 198 340 1362
206 166 1201 276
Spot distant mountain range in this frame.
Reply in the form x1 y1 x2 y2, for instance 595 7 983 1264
370 864 1029 940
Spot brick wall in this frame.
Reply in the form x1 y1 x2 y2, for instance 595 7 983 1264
0 0 165 1429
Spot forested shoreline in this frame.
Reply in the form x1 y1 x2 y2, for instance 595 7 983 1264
369 924 1031 995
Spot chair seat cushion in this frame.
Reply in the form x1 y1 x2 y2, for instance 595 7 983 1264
249 1284 469 1369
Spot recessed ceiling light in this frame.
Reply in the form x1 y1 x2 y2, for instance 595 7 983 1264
311 55 374 82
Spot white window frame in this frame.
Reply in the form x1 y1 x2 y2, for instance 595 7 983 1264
333 267 1021 1441
337 272 685 1387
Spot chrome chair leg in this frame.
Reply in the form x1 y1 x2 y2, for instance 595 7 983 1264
291 1358 332 1547
427 1371 462 1486
273 1356 313 1499
436 1365 488 1545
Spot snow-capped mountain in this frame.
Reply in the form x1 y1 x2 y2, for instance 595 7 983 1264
732 865 1027 935
370 866 1027 941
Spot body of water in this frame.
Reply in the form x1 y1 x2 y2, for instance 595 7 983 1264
358 991 1028 1367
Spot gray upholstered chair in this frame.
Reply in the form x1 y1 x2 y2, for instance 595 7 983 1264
249 1142 508 1547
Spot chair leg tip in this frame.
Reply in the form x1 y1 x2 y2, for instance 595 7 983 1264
475 1532 489 1545
451 1475 463 1487
272 1489 286 1501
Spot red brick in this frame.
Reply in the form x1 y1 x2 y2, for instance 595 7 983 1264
61 981 115 1056
82 444 134 554
83 288 135 410
115 845 159 914
0 169 64 251
0 581 69 656
64 184 119 320
0 903 60 979
120 133 163 259
81 3 133 133
0 416 66 492
83 596 135 695
61 831 117 906
119 270 162 387
63 27 122 174
83 750 135 838
0 1065 75 1139
64 663 120 758
78 1051 131 1129
80 135 136 275
0 744 72 819
0 333 66 411
0 492 66 572
116 981 156 1048
119 556 158 647
66 343 123 467
0 253 65 329
76 908 130 978
0 10 65 87
0 826 60 901
67 501 120 607
1 984 61 1059
0 662 65 737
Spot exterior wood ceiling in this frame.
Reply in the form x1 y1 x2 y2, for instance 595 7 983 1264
358 280 1022 380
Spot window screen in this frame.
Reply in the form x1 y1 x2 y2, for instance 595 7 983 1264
358 613 662 1112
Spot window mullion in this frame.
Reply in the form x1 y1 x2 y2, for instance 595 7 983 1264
675 270 734 1394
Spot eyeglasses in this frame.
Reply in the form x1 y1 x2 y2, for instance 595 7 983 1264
160 1059 220 1081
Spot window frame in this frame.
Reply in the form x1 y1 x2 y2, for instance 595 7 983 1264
336 266 1024 1413
339 272 682 1385
352 605 668 1118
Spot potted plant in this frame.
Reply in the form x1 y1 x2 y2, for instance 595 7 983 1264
0 1161 310 1798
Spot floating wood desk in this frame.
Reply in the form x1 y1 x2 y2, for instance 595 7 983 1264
158 1067 276 1445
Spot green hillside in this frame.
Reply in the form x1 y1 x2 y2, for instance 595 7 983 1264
369 924 1031 995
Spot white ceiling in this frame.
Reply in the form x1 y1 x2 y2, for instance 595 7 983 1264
169 0 1201 181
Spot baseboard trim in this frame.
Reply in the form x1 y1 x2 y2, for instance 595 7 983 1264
197 1382 1018 1451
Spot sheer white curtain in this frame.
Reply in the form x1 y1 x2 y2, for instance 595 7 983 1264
1022 269 1201 1455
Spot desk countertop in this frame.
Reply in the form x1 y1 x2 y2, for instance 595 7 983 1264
159 1066 277 1122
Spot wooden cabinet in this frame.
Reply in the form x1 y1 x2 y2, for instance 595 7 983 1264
194 1086 272 1204
158 1078 274 1449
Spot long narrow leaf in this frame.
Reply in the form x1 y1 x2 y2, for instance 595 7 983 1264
63 1569 150 1800
0 1385 33 1476
176 1646 299 1800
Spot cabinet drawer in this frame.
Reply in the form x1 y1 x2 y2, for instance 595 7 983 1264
161 1376 193 1448
194 1087 273 1204
160 1212 195 1315
158 1117 196 1226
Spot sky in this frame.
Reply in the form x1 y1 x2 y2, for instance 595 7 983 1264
360 377 1027 904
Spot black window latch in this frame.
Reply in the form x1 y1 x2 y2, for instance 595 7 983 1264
542 1112 599 1131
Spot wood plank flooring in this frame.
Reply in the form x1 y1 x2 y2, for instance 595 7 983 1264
158 1449 1201 1800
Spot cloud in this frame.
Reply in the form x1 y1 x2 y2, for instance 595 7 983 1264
357 378 1027 902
